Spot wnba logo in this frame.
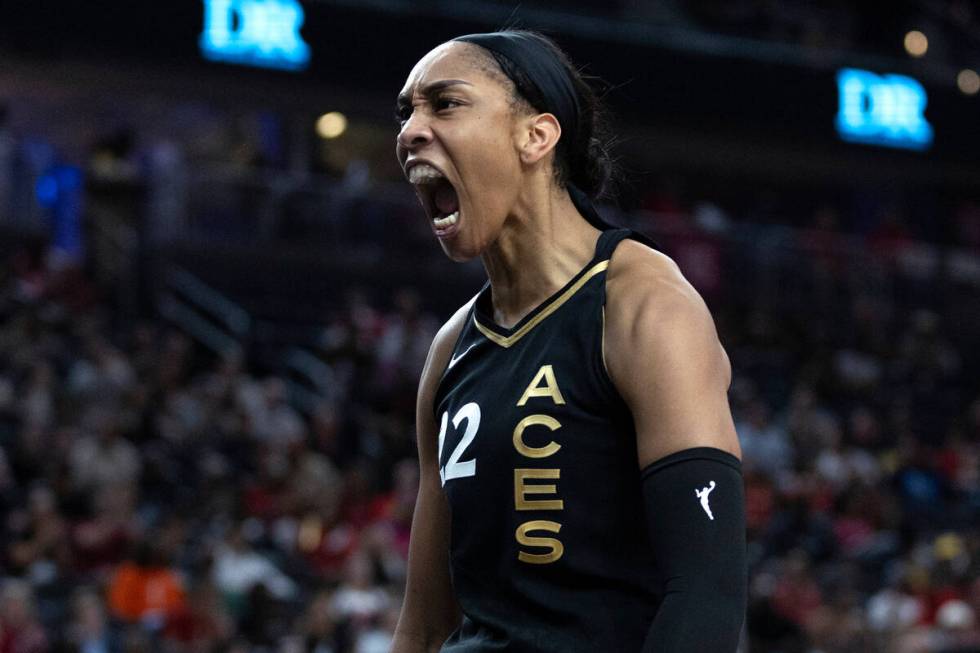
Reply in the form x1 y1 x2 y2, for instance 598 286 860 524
199 0 311 71
835 68 933 151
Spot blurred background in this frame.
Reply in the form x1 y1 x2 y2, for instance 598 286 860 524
0 1 979 652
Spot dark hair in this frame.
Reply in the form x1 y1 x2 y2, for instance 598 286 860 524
462 31 617 199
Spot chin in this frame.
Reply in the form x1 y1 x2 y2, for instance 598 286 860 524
439 240 482 263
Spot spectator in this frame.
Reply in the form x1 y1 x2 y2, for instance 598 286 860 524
331 550 390 640
106 543 186 629
737 399 793 478
72 484 140 577
162 581 233 652
294 591 342 653
66 589 120 653
5 484 69 577
0 579 48 653
211 524 297 613
68 411 141 493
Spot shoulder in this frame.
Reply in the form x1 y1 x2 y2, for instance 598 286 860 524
417 295 477 407
604 238 723 365
603 237 738 465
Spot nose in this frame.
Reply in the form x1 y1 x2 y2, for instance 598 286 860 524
397 110 433 151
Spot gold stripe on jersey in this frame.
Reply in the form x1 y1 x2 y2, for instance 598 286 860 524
601 307 609 376
474 259 610 348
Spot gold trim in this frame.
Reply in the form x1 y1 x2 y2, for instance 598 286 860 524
474 260 609 348
601 307 609 377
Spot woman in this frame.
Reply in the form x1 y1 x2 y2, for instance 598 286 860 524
391 30 746 652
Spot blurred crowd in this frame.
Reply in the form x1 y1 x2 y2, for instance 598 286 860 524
642 183 980 651
1 175 979 653
0 245 435 653
1 0 979 647
727 299 980 653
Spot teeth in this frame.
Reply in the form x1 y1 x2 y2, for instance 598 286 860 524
408 164 444 185
433 210 459 229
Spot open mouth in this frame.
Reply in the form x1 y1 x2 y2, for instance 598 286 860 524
408 164 460 231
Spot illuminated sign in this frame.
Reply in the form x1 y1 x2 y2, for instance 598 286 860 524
835 68 932 151
200 0 311 71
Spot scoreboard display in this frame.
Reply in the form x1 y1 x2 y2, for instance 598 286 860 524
836 68 933 152
200 0 311 71
1 1 977 168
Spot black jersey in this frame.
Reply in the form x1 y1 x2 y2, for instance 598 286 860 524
433 229 661 652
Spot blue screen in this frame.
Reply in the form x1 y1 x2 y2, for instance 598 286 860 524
835 68 933 151
200 0 311 72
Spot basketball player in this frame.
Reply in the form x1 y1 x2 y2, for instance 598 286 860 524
390 31 746 652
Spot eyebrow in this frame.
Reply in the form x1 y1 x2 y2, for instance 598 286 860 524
397 79 473 107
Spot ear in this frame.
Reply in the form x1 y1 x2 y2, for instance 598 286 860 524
519 113 561 165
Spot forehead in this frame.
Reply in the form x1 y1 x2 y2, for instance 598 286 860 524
399 41 493 97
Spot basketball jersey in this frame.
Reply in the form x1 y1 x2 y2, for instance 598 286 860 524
434 229 661 652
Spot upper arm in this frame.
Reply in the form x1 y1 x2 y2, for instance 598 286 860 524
414 296 475 478
393 300 472 651
603 241 740 469
415 330 455 482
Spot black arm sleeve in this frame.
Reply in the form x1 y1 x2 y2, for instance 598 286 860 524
640 447 747 653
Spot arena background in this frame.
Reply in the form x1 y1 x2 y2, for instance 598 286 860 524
1 1 979 652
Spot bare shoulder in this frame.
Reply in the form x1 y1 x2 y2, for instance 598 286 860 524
418 295 477 403
415 294 478 472
605 239 718 348
603 238 739 465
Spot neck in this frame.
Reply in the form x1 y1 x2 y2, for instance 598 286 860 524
481 185 601 328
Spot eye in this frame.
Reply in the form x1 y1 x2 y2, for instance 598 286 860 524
435 97 462 112
394 105 412 124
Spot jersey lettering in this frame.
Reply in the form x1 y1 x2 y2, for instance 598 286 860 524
516 520 564 564
513 365 566 564
514 468 564 510
516 364 566 406
512 414 562 458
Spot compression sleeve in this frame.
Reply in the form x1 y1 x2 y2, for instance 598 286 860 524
640 447 747 653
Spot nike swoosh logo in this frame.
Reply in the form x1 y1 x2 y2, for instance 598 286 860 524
448 343 477 369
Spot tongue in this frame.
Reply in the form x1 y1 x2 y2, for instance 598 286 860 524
434 183 459 215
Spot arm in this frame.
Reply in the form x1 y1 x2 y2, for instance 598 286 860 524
391 307 469 653
605 241 746 653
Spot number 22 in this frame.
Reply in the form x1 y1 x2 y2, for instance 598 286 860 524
437 402 481 486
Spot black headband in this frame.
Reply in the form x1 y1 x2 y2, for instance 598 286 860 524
453 32 614 231
453 31 582 153
452 31 622 231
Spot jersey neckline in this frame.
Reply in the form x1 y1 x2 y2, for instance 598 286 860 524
472 232 615 348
